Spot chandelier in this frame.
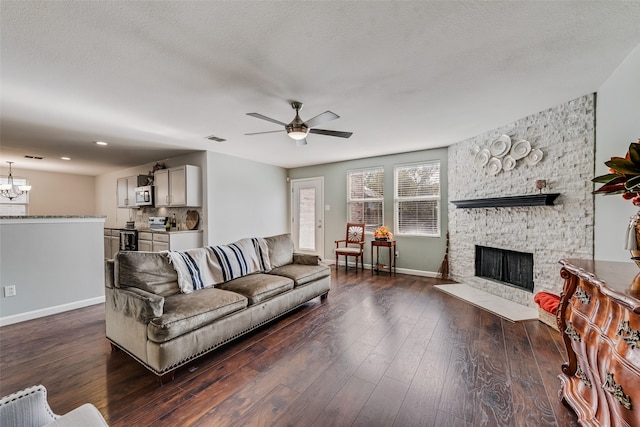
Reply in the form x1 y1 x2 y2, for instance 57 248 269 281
0 162 32 200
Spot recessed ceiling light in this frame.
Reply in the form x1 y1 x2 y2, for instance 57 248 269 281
61 157 71 161
95 141 108 146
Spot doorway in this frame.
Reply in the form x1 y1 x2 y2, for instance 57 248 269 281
291 177 324 257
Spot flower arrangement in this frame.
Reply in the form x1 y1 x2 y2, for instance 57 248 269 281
593 141 640 205
374 225 393 240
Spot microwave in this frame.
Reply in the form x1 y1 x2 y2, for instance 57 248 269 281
135 186 154 206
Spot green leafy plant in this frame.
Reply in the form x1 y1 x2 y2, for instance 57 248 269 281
593 141 640 205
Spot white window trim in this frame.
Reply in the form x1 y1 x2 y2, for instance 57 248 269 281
346 166 384 234
393 161 441 238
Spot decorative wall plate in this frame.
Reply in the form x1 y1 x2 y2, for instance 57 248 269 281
525 148 544 165
186 210 200 230
489 134 511 158
503 155 516 171
475 148 491 167
487 157 502 175
510 139 531 160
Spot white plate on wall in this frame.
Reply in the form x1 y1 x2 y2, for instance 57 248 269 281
503 155 516 171
510 139 531 160
475 148 491 167
487 157 502 175
490 134 511 158
525 148 544 165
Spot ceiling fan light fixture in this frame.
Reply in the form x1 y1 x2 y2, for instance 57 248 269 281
286 126 309 141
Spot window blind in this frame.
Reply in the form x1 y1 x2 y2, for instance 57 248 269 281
347 166 384 233
394 162 440 237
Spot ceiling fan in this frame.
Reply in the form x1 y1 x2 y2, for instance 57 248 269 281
246 101 353 146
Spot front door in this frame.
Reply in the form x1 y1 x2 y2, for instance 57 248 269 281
291 177 324 257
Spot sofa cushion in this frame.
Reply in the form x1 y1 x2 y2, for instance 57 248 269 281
264 233 294 268
115 251 179 296
147 288 247 343
268 264 331 287
218 273 294 305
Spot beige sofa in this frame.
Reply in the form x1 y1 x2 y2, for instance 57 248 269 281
104 233 331 383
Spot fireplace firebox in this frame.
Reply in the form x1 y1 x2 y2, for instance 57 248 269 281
475 246 534 292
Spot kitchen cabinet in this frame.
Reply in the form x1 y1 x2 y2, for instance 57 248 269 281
104 229 120 259
117 175 150 208
138 230 201 252
154 165 201 207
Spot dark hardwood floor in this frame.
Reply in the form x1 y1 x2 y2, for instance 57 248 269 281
0 270 579 426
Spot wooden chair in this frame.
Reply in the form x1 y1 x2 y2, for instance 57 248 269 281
334 223 365 271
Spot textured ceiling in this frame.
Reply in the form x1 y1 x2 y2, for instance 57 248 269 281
2 1 640 175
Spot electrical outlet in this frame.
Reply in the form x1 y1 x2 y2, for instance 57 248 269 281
395 251 399 258
4 285 16 297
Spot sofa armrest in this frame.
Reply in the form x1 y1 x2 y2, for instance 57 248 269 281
111 287 164 323
105 259 115 289
293 253 320 265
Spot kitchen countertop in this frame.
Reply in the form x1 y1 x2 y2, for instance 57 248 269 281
1 215 106 219
1 216 106 224
104 227 201 234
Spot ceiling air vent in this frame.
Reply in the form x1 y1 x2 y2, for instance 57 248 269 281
24 155 44 159
205 135 226 142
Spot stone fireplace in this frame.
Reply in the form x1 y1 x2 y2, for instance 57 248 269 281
447 94 595 307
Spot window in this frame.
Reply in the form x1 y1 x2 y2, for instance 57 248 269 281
394 161 440 237
347 166 384 233
0 176 29 216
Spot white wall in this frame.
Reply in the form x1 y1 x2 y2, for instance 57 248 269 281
0 167 96 216
0 217 105 325
206 152 288 245
595 43 640 261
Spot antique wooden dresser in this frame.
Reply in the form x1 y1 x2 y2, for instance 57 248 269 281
558 259 640 426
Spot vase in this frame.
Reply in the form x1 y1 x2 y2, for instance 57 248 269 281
626 211 640 291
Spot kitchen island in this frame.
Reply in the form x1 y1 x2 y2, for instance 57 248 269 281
0 216 106 326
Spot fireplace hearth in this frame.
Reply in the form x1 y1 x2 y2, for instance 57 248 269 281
475 246 534 292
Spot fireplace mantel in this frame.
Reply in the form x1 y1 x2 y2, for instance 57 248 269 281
450 193 560 209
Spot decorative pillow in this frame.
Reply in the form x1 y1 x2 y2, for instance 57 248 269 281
534 291 560 315
264 233 294 268
115 251 179 296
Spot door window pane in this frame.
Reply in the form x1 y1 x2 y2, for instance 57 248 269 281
298 187 316 250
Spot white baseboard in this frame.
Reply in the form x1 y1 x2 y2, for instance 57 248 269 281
0 296 105 327
327 258 439 278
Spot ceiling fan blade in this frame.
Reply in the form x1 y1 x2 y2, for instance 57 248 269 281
309 128 353 139
246 113 287 127
296 139 308 147
305 111 339 128
245 130 285 136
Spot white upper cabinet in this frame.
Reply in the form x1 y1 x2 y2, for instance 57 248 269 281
154 165 201 207
117 175 148 208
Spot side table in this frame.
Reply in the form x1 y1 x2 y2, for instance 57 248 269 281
371 239 396 275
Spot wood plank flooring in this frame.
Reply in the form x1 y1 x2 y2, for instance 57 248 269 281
0 270 579 426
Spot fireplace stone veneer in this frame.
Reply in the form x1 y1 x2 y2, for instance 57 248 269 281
447 94 595 307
